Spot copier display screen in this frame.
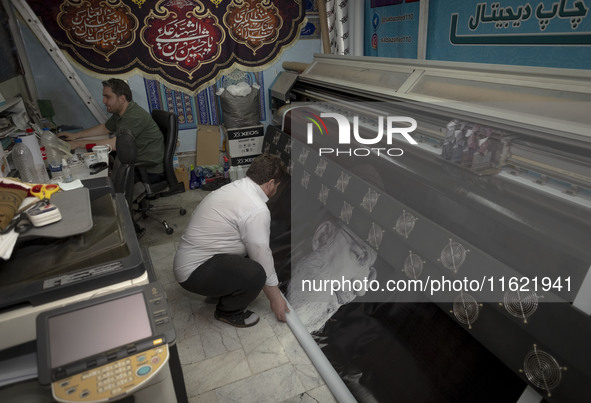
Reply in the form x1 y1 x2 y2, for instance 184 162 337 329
48 293 152 368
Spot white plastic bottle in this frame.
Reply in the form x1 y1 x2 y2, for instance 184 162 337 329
40 128 61 167
41 128 66 179
12 138 40 183
237 165 248 179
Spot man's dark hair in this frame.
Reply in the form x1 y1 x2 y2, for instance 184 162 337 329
246 154 287 185
102 78 133 102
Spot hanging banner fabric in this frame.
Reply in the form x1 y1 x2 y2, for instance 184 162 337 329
144 78 200 130
26 0 305 94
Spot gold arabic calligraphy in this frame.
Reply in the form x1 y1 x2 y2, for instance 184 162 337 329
224 0 281 54
155 17 216 62
141 1 225 79
58 0 138 60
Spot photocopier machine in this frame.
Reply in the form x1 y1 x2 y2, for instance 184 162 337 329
0 178 185 402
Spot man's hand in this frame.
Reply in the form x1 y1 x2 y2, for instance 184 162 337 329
62 124 111 142
263 285 290 322
67 139 88 150
59 132 81 141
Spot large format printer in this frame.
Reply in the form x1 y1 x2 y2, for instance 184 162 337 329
269 54 591 402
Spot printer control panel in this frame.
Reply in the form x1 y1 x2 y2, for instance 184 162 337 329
52 343 168 403
36 282 177 401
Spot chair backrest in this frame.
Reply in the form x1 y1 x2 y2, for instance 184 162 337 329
151 110 181 189
112 131 137 209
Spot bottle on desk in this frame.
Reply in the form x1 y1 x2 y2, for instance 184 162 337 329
12 138 41 183
61 158 73 183
41 128 62 179
40 128 61 166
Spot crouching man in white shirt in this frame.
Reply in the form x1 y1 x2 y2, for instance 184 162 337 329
173 154 289 327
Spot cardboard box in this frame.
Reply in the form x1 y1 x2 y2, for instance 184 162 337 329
196 125 221 166
174 165 189 191
224 124 264 166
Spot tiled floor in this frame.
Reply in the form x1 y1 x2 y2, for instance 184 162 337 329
137 182 337 402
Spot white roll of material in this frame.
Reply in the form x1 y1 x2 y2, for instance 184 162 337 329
284 300 356 403
20 134 44 166
21 134 49 182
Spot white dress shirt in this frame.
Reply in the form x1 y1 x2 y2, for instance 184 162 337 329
173 177 278 286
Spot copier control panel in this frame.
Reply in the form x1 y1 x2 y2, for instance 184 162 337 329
36 282 175 403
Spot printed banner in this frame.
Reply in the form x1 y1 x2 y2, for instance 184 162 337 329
145 78 199 130
27 0 305 94
278 123 527 402
364 0 421 58
427 0 591 69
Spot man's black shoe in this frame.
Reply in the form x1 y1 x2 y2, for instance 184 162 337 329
214 310 260 328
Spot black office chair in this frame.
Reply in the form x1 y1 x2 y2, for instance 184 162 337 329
112 131 137 213
135 110 186 235
112 131 144 235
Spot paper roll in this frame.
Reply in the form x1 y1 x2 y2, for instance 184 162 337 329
282 62 310 73
20 134 44 166
350 2 364 56
21 134 49 182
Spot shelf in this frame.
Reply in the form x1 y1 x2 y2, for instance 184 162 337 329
0 97 22 114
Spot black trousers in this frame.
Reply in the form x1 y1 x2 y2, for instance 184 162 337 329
179 254 266 315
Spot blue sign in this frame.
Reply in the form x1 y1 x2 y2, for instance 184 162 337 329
365 1 421 58
427 0 591 69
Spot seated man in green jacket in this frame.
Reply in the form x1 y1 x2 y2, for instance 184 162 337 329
63 78 165 182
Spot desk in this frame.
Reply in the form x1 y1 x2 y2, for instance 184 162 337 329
48 160 108 183
70 160 108 181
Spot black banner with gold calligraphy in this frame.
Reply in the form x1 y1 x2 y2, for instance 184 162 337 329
27 0 305 94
